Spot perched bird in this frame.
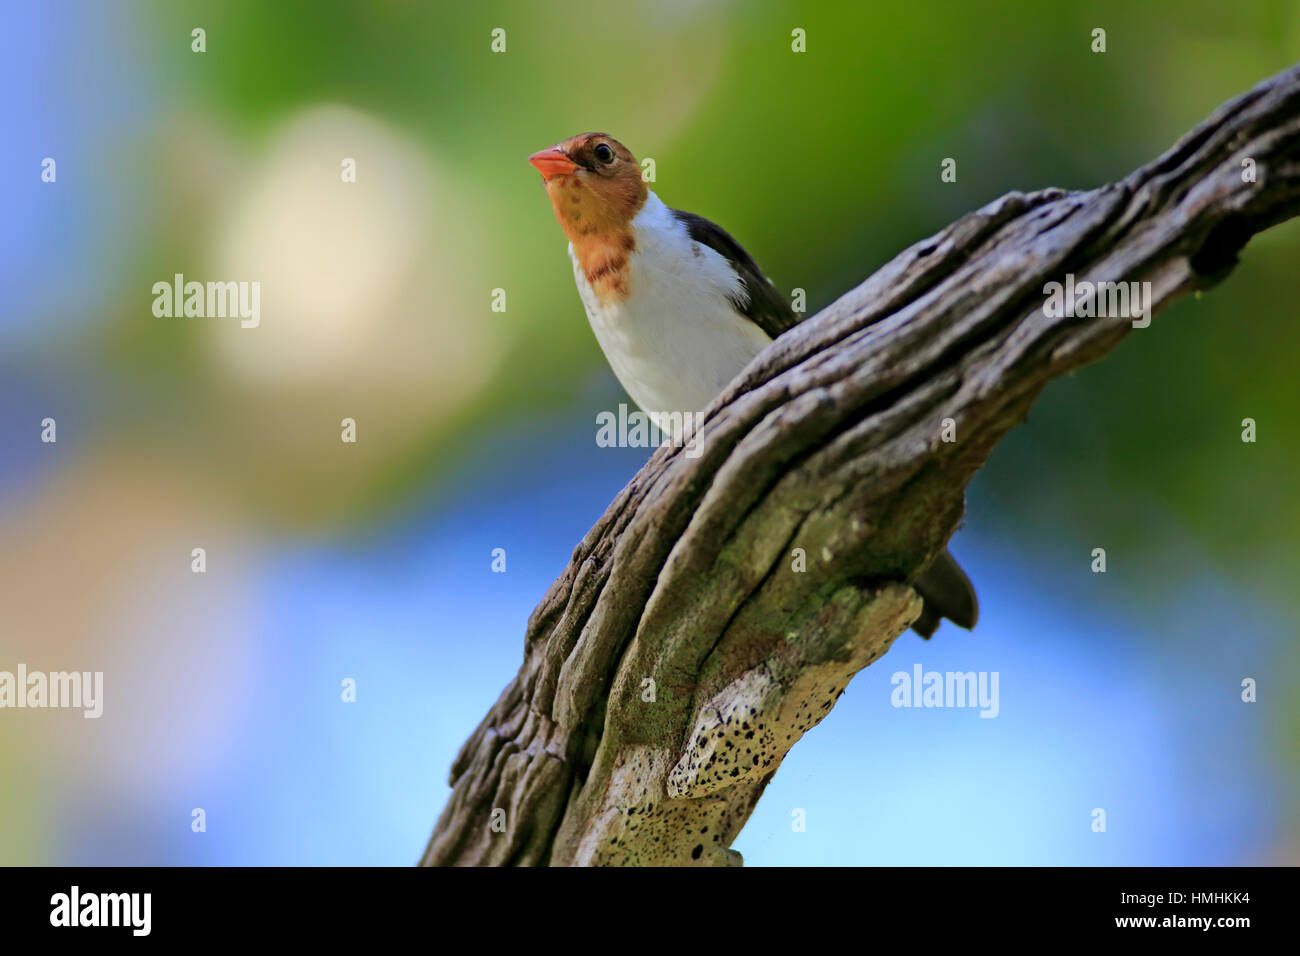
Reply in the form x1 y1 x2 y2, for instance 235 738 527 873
528 132 976 638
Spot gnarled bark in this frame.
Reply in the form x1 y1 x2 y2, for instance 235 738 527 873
422 63 1300 866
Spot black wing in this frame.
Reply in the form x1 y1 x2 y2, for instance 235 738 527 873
670 208 801 340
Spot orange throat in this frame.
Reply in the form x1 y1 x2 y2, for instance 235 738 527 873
546 175 643 302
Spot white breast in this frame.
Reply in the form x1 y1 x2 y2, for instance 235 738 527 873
570 192 774 433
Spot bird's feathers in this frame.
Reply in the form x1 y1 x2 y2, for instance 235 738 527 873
669 208 800 340
910 549 980 639
569 191 774 424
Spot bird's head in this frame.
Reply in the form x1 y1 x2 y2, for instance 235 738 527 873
529 134 647 285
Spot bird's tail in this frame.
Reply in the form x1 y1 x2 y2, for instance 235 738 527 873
910 549 979 639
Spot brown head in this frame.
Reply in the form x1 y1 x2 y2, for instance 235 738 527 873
529 133 647 301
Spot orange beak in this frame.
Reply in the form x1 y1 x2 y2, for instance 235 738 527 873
529 147 578 182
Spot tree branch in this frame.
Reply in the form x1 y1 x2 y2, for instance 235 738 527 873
422 64 1300 866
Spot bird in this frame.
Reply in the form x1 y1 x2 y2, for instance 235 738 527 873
528 131 977 638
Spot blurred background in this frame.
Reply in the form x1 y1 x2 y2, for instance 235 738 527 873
2 0 1297 866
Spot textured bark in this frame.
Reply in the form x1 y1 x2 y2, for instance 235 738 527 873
422 64 1300 866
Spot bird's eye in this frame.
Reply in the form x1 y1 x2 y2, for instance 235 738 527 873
593 143 615 164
